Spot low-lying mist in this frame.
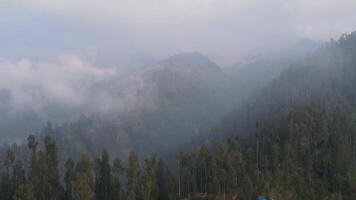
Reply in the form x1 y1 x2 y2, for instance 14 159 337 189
0 54 151 142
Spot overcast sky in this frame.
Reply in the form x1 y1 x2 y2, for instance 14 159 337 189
1 0 356 65
0 0 356 142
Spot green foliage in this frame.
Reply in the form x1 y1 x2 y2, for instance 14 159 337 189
2 32 356 200
13 183 36 200
73 154 94 200
94 150 113 200
126 151 141 199
64 158 75 200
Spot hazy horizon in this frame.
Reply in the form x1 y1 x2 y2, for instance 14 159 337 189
1 0 356 65
1 2 356 199
1 0 356 143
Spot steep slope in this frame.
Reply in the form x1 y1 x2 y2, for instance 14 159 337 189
225 39 320 105
52 52 230 158
190 32 356 199
215 32 356 146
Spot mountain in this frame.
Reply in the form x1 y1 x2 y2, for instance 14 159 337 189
212 32 356 152
224 39 320 105
0 37 323 162
49 52 231 159
0 42 323 158
4 34 356 200
127 32 356 199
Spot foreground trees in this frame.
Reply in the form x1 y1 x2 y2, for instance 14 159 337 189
2 32 356 200
0 135 177 200
2 120 355 200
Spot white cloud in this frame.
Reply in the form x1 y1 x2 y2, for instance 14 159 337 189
16 0 252 25
0 54 116 113
290 0 356 39
4 0 356 64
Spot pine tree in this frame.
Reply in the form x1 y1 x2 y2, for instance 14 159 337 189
2 149 16 200
32 136 61 200
156 160 175 200
44 135 61 200
73 154 94 200
95 150 112 200
12 160 25 196
126 151 140 199
13 183 36 200
197 146 211 194
176 151 184 197
0 170 11 200
27 135 38 179
64 158 75 200
141 157 159 200
112 158 124 200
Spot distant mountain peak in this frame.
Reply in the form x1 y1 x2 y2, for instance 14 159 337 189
157 52 222 75
164 52 215 64
165 52 210 61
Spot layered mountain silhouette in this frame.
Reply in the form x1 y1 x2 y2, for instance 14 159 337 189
214 32 356 147
0 39 322 159
50 52 231 158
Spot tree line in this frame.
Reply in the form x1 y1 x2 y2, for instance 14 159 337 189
2 32 356 199
1 107 356 200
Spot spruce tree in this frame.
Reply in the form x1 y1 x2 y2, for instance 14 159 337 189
95 150 112 200
126 151 140 199
64 158 75 200
112 158 124 200
73 154 94 200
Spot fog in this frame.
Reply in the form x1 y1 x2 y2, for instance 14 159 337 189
1 0 356 143
2 0 356 64
0 55 116 113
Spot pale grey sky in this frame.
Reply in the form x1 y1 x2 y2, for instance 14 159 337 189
0 0 356 142
1 0 355 65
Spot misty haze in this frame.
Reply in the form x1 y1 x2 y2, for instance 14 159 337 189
1 1 356 200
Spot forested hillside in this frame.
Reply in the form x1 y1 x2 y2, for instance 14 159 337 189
1 33 356 199
0 42 317 159
209 32 356 199
38 53 231 159
225 39 319 105
217 32 356 140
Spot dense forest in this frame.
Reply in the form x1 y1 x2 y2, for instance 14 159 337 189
2 32 356 200
0 42 317 157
